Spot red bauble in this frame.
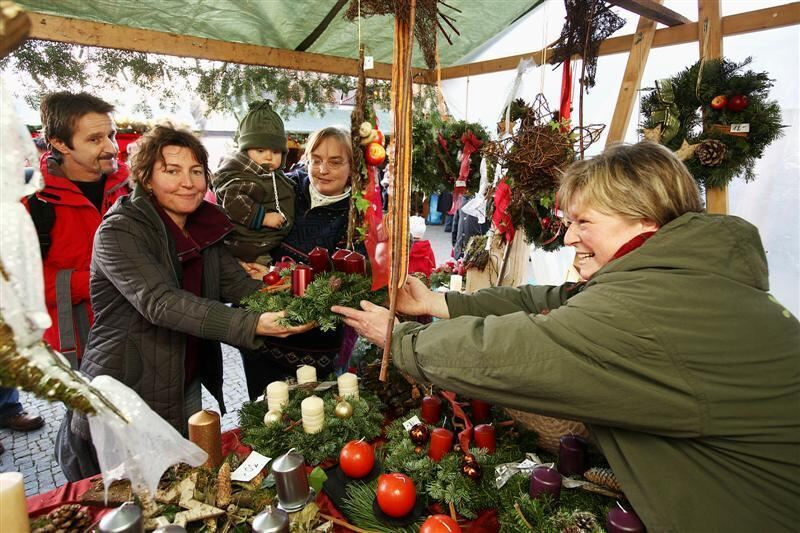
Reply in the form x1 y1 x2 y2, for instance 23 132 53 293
365 143 387 166
376 473 417 517
262 270 282 285
727 94 749 112
420 514 463 533
710 95 728 110
409 423 430 446
339 440 375 479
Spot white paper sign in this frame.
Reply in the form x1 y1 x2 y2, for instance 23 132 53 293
455 179 467 188
402 415 422 431
730 123 750 133
231 450 272 482
364 56 374 70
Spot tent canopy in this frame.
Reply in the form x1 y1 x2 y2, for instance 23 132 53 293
15 0 543 74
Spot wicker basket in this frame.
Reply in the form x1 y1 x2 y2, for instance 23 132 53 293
505 407 590 454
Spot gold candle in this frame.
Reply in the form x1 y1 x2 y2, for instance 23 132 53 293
0 472 30 533
188 409 223 468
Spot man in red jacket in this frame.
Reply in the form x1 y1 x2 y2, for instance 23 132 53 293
24 92 130 368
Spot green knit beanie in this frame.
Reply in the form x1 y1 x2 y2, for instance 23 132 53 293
236 100 288 167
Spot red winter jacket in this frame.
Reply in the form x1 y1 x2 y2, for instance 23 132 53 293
408 239 437 277
24 155 130 358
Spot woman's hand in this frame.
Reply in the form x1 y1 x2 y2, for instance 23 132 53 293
239 261 269 281
397 276 450 319
332 301 398 348
256 311 315 337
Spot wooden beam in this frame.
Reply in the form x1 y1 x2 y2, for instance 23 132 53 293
432 2 800 81
609 0 690 27
698 0 727 214
25 13 432 81
606 3 661 145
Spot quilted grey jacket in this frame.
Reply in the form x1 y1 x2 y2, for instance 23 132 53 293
80 186 264 430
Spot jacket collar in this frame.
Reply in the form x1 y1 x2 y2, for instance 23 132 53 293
38 152 130 206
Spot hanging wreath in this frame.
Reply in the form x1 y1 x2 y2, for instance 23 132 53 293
640 57 783 189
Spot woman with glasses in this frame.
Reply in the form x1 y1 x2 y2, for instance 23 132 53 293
56 124 312 480
239 126 358 400
334 141 799 532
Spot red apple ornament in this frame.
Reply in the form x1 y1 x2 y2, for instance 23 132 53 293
727 94 749 112
262 270 282 286
420 514 462 533
339 439 375 479
376 473 417 517
365 142 386 166
710 95 728 110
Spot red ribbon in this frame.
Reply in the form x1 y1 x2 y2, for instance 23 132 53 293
457 131 483 191
491 179 515 242
559 57 572 132
363 165 390 290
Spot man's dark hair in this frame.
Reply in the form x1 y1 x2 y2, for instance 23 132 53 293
129 123 210 188
41 91 115 151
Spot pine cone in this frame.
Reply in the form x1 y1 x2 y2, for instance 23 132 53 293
696 139 727 166
563 511 599 533
217 462 232 508
358 358 417 417
328 275 343 292
38 504 91 532
584 467 622 492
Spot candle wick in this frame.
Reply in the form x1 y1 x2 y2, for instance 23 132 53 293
442 416 447 428
617 501 627 512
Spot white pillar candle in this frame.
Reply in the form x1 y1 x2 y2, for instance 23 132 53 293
0 472 30 533
337 372 359 399
266 381 290 412
301 395 325 434
449 274 463 292
296 365 317 384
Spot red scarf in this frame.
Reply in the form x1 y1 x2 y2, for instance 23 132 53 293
611 231 657 260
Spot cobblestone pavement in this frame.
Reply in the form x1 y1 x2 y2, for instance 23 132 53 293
0 224 454 497
0 343 249 497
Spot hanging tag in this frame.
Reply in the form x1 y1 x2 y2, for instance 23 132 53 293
402 415 422 431
231 450 272 482
364 56 374 70
730 123 750 133
455 179 467 188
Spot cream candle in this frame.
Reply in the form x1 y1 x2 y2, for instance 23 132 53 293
296 365 317 384
266 381 289 412
0 472 30 533
449 274 463 292
301 395 325 433
337 372 359 399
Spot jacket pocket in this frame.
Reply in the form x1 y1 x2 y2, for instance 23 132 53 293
124 339 144 389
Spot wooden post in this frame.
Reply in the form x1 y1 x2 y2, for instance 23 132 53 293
605 1 662 146
698 0 728 214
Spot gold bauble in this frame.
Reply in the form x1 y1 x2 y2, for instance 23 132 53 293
334 400 353 419
263 409 282 425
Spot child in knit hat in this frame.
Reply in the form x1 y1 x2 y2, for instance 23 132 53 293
212 100 296 266
408 215 437 277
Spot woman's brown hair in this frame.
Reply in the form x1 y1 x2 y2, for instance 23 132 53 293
129 123 210 189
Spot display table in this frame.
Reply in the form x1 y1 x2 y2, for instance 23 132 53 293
26 429 500 532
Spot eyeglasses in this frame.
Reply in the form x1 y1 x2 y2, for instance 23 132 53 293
309 158 347 171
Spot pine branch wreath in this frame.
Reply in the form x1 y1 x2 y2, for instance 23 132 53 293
640 57 783 189
239 388 384 466
241 273 387 332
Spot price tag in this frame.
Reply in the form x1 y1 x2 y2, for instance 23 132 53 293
402 415 422 431
364 56 374 70
231 450 272 482
517 458 537 470
730 123 750 133
455 179 467 188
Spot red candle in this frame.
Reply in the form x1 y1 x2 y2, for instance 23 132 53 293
308 246 330 277
420 395 442 425
606 504 645 533
529 465 561 504
291 264 313 296
274 256 295 272
428 427 453 462
470 399 492 423
558 434 587 476
473 424 496 453
331 249 350 272
344 251 366 275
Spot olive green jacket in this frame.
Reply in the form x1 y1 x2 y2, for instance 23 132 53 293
392 212 800 532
